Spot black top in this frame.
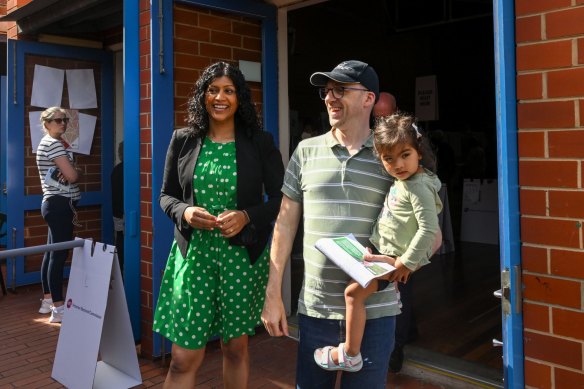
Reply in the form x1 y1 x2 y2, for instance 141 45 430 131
111 162 124 219
159 127 284 264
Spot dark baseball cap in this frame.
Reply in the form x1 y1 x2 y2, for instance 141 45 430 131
310 60 379 102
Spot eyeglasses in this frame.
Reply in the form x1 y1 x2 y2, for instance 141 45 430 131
318 86 370 100
48 118 69 124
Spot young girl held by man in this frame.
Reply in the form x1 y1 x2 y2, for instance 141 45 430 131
314 113 443 372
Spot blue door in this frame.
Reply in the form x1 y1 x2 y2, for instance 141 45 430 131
4 40 113 286
493 0 524 387
0 77 6 251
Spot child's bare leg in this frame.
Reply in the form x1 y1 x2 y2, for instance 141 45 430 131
343 280 379 357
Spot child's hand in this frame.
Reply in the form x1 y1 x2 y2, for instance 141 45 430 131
388 257 412 283
362 252 396 266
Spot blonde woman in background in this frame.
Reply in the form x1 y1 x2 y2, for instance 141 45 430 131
35 107 82 324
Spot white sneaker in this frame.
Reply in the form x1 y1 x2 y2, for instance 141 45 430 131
39 298 53 314
49 306 64 323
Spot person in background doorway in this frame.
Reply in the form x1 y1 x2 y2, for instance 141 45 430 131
373 92 397 117
153 61 284 388
262 60 398 388
111 141 124 274
429 130 456 188
36 107 82 324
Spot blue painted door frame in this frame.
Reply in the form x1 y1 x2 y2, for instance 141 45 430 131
1 77 7 248
123 0 142 341
493 0 524 387
148 0 277 356
4 40 113 286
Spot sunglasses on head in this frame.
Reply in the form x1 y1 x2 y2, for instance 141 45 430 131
48 118 69 124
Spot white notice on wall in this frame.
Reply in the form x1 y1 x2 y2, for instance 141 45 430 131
31 65 64 108
66 69 98 109
415 75 439 121
29 111 44 153
77 112 97 155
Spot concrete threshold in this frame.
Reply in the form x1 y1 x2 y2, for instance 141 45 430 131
402 345 504 389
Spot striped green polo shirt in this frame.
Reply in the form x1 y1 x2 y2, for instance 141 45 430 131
283 130 401 320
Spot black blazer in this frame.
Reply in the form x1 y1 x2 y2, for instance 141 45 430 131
159 127 284 264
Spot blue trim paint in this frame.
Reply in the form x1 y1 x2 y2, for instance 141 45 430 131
0 76 7 246
5 40 113 286
124 0 142 340
100 53 115 246
6 40 26 284
23 192 103 210
493 0 523 387
151 0 175 355
261 13 279 145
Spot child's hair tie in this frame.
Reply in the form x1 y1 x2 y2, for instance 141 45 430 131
412 123 422 140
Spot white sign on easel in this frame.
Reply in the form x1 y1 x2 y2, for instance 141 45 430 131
52 239 142 389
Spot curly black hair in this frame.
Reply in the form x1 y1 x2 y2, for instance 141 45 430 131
373 112 437 173
185 61 261 139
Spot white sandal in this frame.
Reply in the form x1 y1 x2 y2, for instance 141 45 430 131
314 342 363 372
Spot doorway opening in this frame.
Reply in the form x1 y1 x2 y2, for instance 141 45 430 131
287 0 502 385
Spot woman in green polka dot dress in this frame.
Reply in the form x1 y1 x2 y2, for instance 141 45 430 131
155 62 284 388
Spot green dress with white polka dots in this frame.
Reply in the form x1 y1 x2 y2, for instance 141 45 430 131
152 137 269 349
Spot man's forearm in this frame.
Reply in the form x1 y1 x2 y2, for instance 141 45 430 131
266 196 301 297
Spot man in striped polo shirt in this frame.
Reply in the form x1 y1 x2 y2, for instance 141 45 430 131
262 60 398 388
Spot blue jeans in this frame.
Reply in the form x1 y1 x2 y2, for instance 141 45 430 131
296 313 395 389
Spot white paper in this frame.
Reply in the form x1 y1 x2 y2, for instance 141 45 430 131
29 110 95 155
31 65 64 108
74 112 97 155
315 234 395 288
66 69 98 109
461 179 499 245
462 180 481 204
415 75 439 121
29 111 44 153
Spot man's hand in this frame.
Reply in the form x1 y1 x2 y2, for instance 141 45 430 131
261 293 289 337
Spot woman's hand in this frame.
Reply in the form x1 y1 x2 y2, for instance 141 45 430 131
183 206 217 230
216 210 249 238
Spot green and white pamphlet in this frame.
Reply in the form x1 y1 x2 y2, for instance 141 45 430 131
315 234 396 288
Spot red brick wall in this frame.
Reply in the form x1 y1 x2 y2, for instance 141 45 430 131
173 4 263 126
138 0 153 357
516 1 584 387
139 3 263 358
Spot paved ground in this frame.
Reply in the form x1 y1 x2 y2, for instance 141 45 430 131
0 284 445 388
